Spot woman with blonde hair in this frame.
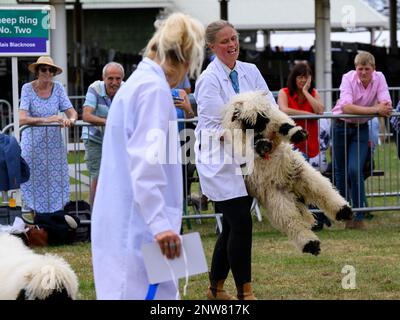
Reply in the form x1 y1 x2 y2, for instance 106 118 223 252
194 20 277 300
91 13 205 300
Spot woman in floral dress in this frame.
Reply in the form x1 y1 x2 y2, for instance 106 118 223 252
19 56 78 213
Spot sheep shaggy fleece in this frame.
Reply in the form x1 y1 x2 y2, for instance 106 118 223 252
222 90 353 255
0 233 78 300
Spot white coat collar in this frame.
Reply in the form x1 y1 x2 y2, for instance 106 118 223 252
141 57 167 81
213 57 245 81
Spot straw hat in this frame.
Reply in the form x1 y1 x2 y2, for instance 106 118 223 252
28 56 63 75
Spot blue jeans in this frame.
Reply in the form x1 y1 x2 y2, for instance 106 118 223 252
333 122 369 221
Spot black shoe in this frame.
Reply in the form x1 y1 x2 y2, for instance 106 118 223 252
312 212 331 229
21 212 35 225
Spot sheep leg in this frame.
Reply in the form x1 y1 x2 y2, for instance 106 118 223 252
295 163 353 222
262 190 321 255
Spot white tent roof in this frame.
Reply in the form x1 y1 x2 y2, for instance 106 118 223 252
1 0 388 30
173 0 388 30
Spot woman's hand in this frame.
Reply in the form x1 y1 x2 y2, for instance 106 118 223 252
46 115 74 128
155 230 181 259
174 90 195 118
302 75 311 94
65 117 77 127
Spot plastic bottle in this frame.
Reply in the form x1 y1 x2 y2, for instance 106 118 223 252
9 192 16 208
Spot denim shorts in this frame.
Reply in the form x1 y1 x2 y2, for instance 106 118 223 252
84 140 102 179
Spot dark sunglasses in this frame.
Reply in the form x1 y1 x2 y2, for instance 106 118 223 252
38 66 56 73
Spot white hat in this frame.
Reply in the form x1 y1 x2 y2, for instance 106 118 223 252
28 56 63 75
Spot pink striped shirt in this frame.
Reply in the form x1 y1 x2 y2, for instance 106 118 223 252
332 70 391 123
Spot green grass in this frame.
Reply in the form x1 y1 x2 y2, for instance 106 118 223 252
68 150 85 164
21 139 400 300
36 209 400 300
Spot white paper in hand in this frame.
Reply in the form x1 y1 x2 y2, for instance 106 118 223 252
142 232 208 284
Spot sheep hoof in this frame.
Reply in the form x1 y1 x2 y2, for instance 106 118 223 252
303 240 321 256
335 205 353 221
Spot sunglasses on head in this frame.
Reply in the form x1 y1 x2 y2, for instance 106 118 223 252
38 66 56 73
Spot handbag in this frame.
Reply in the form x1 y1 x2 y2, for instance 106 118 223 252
25 225 48 247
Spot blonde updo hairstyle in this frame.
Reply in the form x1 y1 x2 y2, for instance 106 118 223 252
145 13 205 80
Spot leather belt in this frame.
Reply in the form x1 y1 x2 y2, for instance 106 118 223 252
335 119 368 128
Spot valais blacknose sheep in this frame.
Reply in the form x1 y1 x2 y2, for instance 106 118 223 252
0 233 78 300
222 91 353 255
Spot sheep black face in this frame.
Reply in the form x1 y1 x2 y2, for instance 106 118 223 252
254 135 273 158
231 109 270 133
243 113 270 133
225 90 309 160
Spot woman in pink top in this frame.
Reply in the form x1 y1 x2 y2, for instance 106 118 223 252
332 51 392 229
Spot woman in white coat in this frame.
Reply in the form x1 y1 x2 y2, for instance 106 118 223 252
194 20 277 300
91 13 205 300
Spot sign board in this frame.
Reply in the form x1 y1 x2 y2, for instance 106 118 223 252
0 7 50 56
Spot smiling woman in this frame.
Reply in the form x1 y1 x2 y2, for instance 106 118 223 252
194 20 278 301
18 56 78 214
206 22 239 69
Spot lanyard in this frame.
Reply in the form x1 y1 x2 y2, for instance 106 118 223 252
144 237 189 300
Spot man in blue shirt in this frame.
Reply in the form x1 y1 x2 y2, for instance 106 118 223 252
82 62 124 208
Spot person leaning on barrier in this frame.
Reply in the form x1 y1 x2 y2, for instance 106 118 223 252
90 13 205 300
277 62 324 160
18 56 78 214
277 62 330 231
194 20 277 300
81 62 124 208
332 51 392 230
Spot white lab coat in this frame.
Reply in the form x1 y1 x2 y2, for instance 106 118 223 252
91 58 183 300
194 58 277 201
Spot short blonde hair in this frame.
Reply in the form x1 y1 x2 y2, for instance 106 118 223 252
145 13 205 79
354 51 375 68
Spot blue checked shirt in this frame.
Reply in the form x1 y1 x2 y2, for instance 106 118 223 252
81 80 123 144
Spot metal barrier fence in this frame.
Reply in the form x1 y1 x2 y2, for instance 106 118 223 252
2 112 400 228
1 121 225 230
292 113 400 215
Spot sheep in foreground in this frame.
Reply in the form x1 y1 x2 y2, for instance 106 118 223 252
0 233 78 300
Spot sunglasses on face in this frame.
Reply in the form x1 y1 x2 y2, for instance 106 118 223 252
38 66 56 73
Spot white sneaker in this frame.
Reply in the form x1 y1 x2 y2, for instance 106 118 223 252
21 212 35 224
21 206 33 213
64 215 78 229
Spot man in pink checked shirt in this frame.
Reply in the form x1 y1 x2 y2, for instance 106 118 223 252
332 51 392 230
